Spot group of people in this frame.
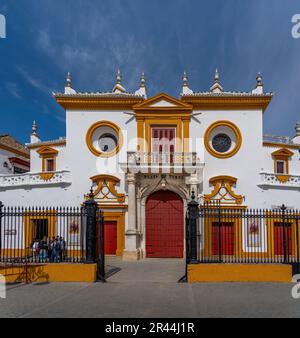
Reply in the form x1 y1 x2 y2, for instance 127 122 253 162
31 236 67 262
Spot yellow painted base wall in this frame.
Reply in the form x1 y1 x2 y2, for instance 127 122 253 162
188 264 292 283
0 264 97 283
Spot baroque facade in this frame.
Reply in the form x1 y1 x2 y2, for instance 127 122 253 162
1 70 300 260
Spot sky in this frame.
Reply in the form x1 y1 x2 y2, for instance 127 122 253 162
0 0 300 144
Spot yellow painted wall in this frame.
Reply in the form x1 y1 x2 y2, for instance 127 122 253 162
0 264 97 283
188 264 292 283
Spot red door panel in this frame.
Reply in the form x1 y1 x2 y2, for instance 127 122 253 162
146 190 184 258
212 223 234 256
274 223 292 256
104 221 117 255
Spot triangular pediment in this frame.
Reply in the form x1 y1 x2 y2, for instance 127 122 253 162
133 93 192 110
37 146 58 156
272 148 294 158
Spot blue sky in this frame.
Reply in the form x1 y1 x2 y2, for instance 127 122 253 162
0 0 300 143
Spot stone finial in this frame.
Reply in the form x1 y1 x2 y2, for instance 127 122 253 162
252 72 264 94
66 72 72 87
210 68 223 93
32 120 38 136
181 71 193 95
113 70 126 93
64 72 77 94
30 120 41 144
295 122 300 136
135 72 147 98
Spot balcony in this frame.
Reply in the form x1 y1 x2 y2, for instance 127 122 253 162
122 152 203 174
0 170 72 189
258 172 300 189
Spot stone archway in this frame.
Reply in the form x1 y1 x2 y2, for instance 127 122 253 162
145 190 184 258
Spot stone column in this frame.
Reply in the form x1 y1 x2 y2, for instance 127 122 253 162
123 173 141 260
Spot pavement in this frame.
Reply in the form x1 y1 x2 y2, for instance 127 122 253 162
0 257 299 318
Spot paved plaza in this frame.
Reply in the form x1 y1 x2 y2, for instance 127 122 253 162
0 258 299 318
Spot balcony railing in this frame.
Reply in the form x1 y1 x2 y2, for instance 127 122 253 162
258 172 300 189
263 134 295 145
0 170 72 188
124 152 202 174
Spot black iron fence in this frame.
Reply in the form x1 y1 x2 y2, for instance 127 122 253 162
0 195 105 279
186 194 300 266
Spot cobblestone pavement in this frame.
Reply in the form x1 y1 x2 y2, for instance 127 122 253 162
0 258 299 318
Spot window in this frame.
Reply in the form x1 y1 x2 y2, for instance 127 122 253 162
212 134 232 153
275 160 285 174
45 158 55 172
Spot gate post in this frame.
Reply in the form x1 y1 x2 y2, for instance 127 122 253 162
281 204 287 264
187 191 199 264
84 189 98 264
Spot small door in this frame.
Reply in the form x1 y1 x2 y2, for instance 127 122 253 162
212 222 234 256
104 221 117 255
274 222 292 256
33 219 49 241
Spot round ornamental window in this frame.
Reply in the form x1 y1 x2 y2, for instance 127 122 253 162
212 134 232 153
204 121 242 159
86 121 123 157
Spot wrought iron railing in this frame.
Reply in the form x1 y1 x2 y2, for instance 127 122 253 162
186 198 300 266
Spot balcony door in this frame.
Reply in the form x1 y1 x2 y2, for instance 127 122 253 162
151 128 176 164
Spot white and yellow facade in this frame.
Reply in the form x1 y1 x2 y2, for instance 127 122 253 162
0 70 300 260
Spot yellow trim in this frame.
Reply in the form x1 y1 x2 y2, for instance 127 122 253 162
271 148 294 182
37 146 58 181
28 141 66 150
1 264 97 283
188 264 291 283
204 120 242 159
181 95 273 112
86 121 123 158
55 96 144 110
102 211 125 257
89 175 125 203
204 176 244 205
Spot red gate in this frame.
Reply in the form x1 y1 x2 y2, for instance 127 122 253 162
104 221 117 255
146 190 184 258
212 222 235 256
274 222 292 256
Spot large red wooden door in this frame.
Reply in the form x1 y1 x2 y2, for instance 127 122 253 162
104 221 117 255
146 190 184 258
274 222 292 256
212 222 234 256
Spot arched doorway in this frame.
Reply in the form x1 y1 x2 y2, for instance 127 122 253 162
146 190 184 258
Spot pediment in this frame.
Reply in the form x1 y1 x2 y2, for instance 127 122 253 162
133 93 192 111
37 146 58 156
271 148 294 158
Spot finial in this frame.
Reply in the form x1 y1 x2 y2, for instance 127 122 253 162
113 70 126 93
210 68 223 93
191 190 196 200
66 72 72 88
256 72 263 86
116 70 122 84
295 122 300 137
214 69 219 82
182 71 189 87
140 72 146 88
89 187 94 200
32 120 38 135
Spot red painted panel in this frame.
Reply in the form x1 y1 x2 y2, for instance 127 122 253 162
146 190 184 258
274 222 292 255
104 221 117 255
212 223 234 256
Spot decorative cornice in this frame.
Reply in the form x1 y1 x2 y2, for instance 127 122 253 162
181 94 273 112
263 142 300 150
27 139 66 149
0 144 30 159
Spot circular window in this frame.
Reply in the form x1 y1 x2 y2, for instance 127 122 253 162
212 134 232 153
204 121 242 159
86 121 123 157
